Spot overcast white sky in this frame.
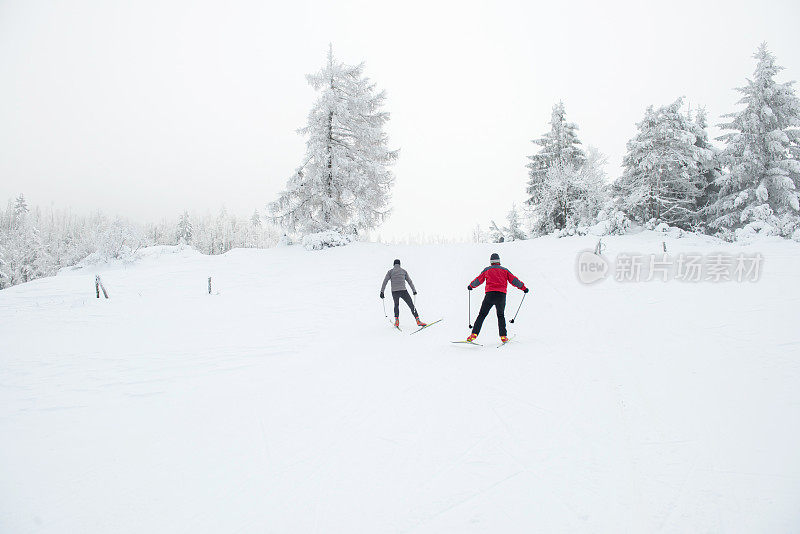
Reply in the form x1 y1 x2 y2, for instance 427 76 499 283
1 0 799 240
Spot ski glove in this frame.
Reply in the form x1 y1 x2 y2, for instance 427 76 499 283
413 291 417 295
524 288 529 293
467 285 473 291
380 292 384 299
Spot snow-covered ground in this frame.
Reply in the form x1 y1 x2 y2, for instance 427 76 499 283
2 232 799 533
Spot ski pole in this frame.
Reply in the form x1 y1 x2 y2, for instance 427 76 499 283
468 289 473 329
382 297 387 318
509 293 527 324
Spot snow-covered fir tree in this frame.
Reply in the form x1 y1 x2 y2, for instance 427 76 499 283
270 46 397 235
577 148 609 222
251 209 262 227
489 204 528 243
526 102 586 208
471 224 487 244
13 194 28 225
488 220 505 243
145 221 170 246
710 43 800 237
0 253 8 289
506 203 527 241
205 207 237 255
93 218 143 261
690 107 721 229
0 200 46 286
613 98 710 228
177 211 192 243
530 147 608 234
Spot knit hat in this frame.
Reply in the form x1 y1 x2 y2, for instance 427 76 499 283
394 259 401 265
490 253 500 264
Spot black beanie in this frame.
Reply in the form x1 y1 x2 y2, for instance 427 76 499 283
490 253 500 263
394 259 401 265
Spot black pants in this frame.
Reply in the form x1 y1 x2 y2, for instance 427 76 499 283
472 291 507 336
392 290 418 318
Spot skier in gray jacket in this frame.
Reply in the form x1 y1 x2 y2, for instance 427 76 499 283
380 259 426 328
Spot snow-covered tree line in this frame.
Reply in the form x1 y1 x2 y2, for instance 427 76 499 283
618 43 799 240
488 42 800 242
517 97 720 239
165 208 282 255
0 200 281 289
0 196 141 288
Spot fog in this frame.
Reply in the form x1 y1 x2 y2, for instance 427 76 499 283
1 0 798 239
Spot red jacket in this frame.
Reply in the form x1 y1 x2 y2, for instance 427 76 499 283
469 264 527 294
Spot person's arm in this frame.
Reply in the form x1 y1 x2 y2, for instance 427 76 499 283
468 269 487 290
506 269 528 292
405 270 417 294
380 270 391 295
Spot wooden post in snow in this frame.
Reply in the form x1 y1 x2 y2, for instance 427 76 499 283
208 277 212 295
95 275 109 299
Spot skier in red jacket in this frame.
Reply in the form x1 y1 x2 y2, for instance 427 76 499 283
466 253 528 343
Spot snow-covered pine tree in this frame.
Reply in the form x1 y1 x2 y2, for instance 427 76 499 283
13 194 28 226
0 254 8 289
573 147 609 225
529 147 608 234
690 107 721 229
269 46 397 235
710 43 800 237
526 102 587 232
614 98 705 228
488 220 505 243
506 204 527 241
177 211 192 244
0 213 46 285
95 218 142 261
212 207 237 254
526 102 586 206
144 221 169 246
251 209 261 227
471 224 486 243
0 209 12 288
792 129 800 179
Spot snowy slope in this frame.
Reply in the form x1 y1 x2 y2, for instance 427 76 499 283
1 233 800 533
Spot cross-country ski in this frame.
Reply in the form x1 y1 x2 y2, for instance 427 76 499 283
496 334 516 348
410 318 442 334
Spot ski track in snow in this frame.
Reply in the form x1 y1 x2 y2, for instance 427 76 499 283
2 234 800 533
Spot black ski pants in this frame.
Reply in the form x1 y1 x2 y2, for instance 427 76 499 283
472 291 507 337
392 290 418 318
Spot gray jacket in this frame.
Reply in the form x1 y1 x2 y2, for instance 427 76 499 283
381 266 416 293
